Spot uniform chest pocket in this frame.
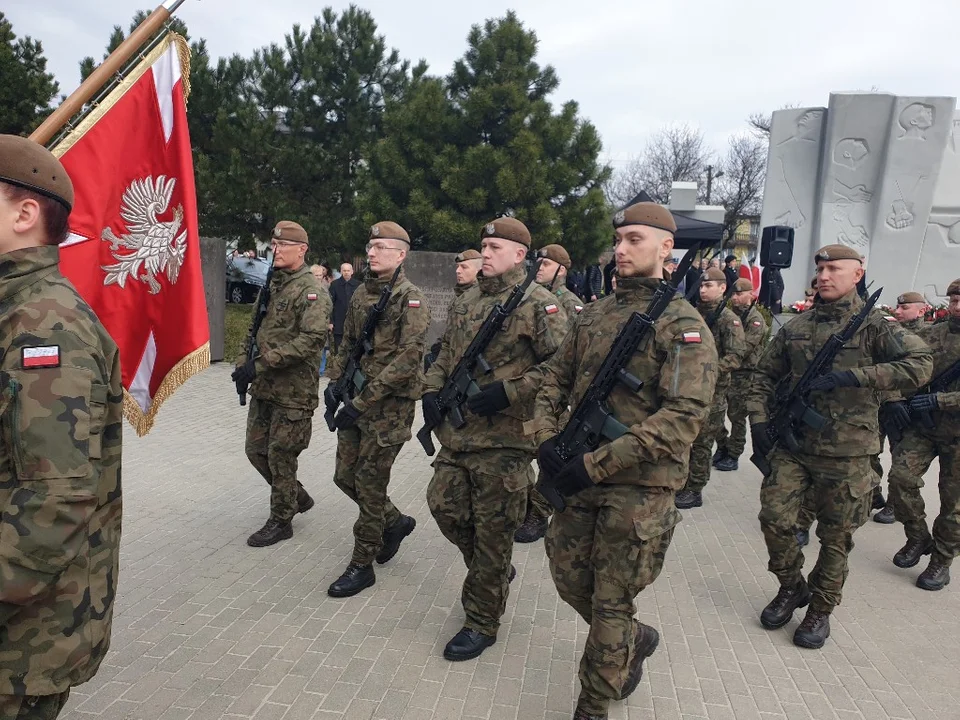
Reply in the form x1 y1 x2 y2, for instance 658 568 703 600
832 336 865 371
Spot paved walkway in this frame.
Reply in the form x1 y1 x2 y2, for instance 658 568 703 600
61 365 960 720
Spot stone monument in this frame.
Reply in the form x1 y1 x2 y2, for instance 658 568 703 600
759 92 958 303
402 250 458 346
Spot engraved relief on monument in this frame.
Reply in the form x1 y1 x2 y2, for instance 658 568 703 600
776 109 824 146
885 175 926 230
772 158 806 229
897 103 936 140
833 138 870 170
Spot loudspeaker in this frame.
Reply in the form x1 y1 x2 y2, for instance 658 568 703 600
760 226 794 268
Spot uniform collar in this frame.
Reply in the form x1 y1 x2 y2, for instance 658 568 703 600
454 280 476 297
613 275 660 304
479 264 526 295
271 263 310 288
364 267 406 294
813 288 862 320
949 317 960 333
902 318 924 331
0 246 60 301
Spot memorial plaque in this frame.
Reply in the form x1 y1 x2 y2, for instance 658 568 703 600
403 250 459 346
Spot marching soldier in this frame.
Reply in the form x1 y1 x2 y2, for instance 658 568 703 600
715 278 767 471
326 222 429 597
234 221 331 547
533 202 717 720
883 280 960 589
746 244 932 649
423 217 567 661
514 243 583 543
0 135 123 718
893 291 931 338
424 249 481 371
675 267 745 509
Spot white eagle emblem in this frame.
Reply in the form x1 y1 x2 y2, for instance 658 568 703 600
101 175 187 294
614 210 625 224
485 223 496 236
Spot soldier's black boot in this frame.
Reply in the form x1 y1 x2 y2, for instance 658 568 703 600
327 563 376 598
377 515 416 564
760 580 811 629
916 560 951 591
674 489 703 509
893 537 933 568
509 564 517 582
621 623 660 699
795 529 810 547
715 456 739 472
712 449 726 466
573 707 607 720
443 627 496 661
514 513 548 543
873 505 895 524
793 608 831 649
247 518 293 547
871 487 886 511
297 485 314 514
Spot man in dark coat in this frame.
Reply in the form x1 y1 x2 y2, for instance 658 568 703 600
328 262 361 353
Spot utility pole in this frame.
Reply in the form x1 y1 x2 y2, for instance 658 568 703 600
705 165 724 204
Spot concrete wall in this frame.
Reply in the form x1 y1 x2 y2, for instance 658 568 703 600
403 250 458 346
200 237 226 362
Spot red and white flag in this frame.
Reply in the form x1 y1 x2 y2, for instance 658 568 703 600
739 259 761 299
52 34 209 435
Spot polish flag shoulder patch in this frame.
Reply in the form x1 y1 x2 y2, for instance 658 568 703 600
306 292 318 301
574 305 583 313
733 319 741 326
408 299 421 308
752 320 762 327
22 345 61 369
545 304 559 314
884 315 896 322
682 331 702 344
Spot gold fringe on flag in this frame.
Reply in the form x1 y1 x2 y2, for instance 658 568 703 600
123 343 211 437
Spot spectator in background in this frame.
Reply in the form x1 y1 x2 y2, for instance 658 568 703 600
328 262 361 353
760 265 784 314
584 262 603 302
724 255 739 288
602 255 616 296
312 264 332 374
709 257 721 270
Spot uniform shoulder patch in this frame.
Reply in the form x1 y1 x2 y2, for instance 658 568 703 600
545 304 559 314
408 299 422 308
307 292 318 301
574 304 583 313
752 320 762 327
22 345 60 368
681 331 702 344
883 315 897 322
733 319 741 326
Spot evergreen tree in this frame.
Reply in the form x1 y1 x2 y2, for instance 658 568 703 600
0 12 59 135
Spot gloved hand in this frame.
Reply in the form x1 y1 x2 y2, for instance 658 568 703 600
466 381 510 417
881 401 911 434
807 370 859 393
323 385 341 413
537 436 567 479
908 393 939 415
231 360 256 385
552 454 595 498
751 421 774 457
333 400 362 430
421 392 443 427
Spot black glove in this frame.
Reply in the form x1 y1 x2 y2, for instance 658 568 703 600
881 401 911 434
333 400 362 430
323 385 341 413
466 381 510 417
537 436 566 479
552 454 594 498
908 393 939 414
806 370 859 393
751 422 774 457
421 392 443 427
231 360 256 385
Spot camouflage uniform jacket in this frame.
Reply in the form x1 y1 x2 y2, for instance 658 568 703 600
327 268 429 422
746 289 933 457
901 317 933 341
0 246 123 694
898 318 960 442
700 300 746 393
238 264 330 411
733 304 768 376
424 263 567 453
532 276 718 491
544 283 583 331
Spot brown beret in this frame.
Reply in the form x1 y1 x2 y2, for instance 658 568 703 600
455 249 481 262
370 221 410 244
733 278 754 293
273 220 308 244
538 243 571 270
948 279 960 296
0 134 74 210
814 244 863 263
702 267 727 283
480 217 531 248
613 202 677 234
896 291 926 305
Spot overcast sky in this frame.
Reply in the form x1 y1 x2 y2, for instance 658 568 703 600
8 0 960 168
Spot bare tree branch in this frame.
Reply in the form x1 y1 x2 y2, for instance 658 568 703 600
713 131 767 241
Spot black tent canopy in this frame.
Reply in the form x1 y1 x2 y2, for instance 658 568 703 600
622 191 723 249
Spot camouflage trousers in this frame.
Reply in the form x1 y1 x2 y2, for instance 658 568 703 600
333 400 414 566
245 399 313 523
716 373 750 460
427 448 529 636
525 471 555 523
684 392 728 493
546 484 678 716
760 450 875 612
0 691 70 720
888 428 960 566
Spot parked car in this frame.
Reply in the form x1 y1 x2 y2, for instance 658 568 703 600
226 254 269 304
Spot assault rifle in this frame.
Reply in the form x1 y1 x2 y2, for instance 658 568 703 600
237 253 275 406
323 265 402 431
416 260 542 456
536 245 699 512
750 287 882 476
914 357 960 430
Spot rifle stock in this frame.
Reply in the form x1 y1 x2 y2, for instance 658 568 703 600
238 253 275 406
